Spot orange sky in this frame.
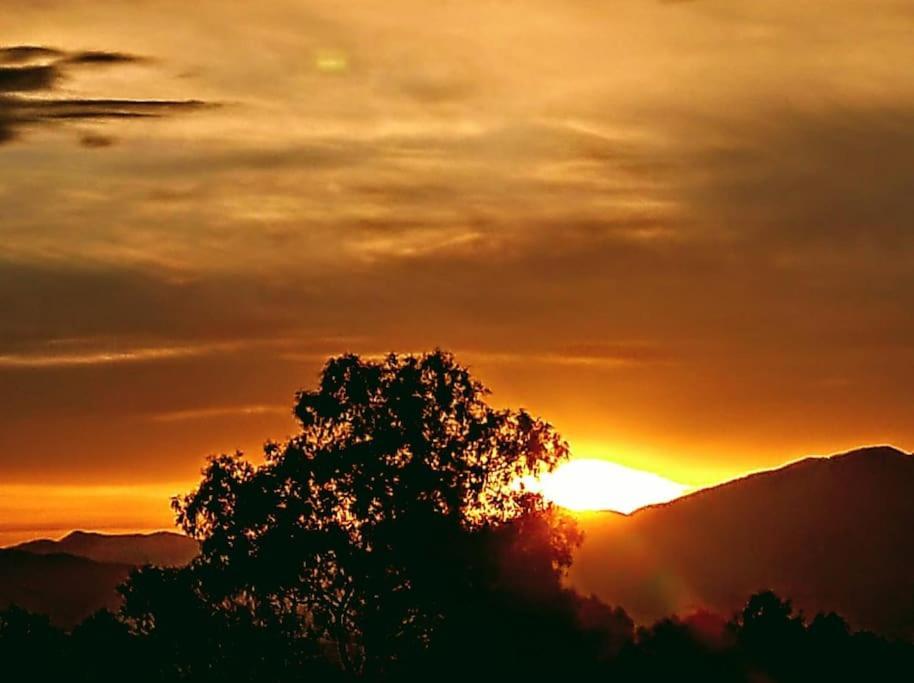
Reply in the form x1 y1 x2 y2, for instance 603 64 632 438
2 1 914 544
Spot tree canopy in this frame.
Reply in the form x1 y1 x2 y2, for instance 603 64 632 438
124 351 577 677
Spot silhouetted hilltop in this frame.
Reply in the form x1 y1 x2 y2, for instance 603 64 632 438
1 531 198 626
0 550 131 628
569 446 914 638
11 530 198 567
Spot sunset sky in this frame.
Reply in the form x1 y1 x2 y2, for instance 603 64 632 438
2 1 914 544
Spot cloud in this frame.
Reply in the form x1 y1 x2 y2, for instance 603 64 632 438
654 103 914 265
0 46 65 64
80 133 116 148
0 95 207 145
149 404 289 422
0 65 58 92
0 342 243 368
10 96 208 119
280 343 668 371
0 44 206 145
2 1 914 492
1 45 147 67
456 348 667 370
61 51 150 66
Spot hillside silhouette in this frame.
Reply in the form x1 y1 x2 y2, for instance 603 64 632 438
0 550 131 628
12 530 198 567
570 446 914 638
1 531 197 626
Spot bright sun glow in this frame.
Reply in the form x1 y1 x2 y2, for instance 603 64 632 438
531 459 688 514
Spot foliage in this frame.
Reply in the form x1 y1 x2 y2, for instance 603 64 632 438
130 350 574 677
4 589 914 681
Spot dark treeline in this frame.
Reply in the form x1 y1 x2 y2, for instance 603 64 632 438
4 352 912 682
3 589 913 682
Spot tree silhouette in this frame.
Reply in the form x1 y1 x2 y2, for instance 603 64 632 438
399 505 634 679
122 351 575 678
733 590 806 680
69 609 146 682
120 565 332 681
0 605 66 680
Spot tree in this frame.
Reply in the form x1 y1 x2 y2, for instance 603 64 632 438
70 609 146 683
0 605 66 680
122 350 575 678
120 565 331 681
731 591 807 681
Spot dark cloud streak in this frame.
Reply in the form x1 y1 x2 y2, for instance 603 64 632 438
0 44 205 145
0 65 58 92
79 133 116 148
0 46 64 64
1 45 147 67
61 51 150 66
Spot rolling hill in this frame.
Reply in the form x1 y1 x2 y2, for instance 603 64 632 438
1 530 198 627
0 550 132 628
11 530 199 567
568 446 914 638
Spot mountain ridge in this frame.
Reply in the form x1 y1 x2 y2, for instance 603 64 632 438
0 549 132 628
568 445 914 638
629 444 910 516
9 529 198 567
1 529 199 627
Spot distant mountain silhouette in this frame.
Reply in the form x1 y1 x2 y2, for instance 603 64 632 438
0 550 131 628
6 450 914 637
11 530 198 567
569 446 914 638
1 531 198 627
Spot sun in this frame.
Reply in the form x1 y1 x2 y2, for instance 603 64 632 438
531 459 688 514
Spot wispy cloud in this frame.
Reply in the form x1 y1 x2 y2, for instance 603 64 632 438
0 46 65 64
281 345 668 370
149 404 289 422
0 341 246 368
0 43 206 145
61 51 150 66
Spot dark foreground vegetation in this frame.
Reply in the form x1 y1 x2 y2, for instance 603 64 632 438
3 352 912 682
4 590 913 682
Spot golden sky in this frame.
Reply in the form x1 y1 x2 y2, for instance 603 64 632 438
2 1 914 542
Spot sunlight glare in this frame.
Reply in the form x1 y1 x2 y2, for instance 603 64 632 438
532 459 688 514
